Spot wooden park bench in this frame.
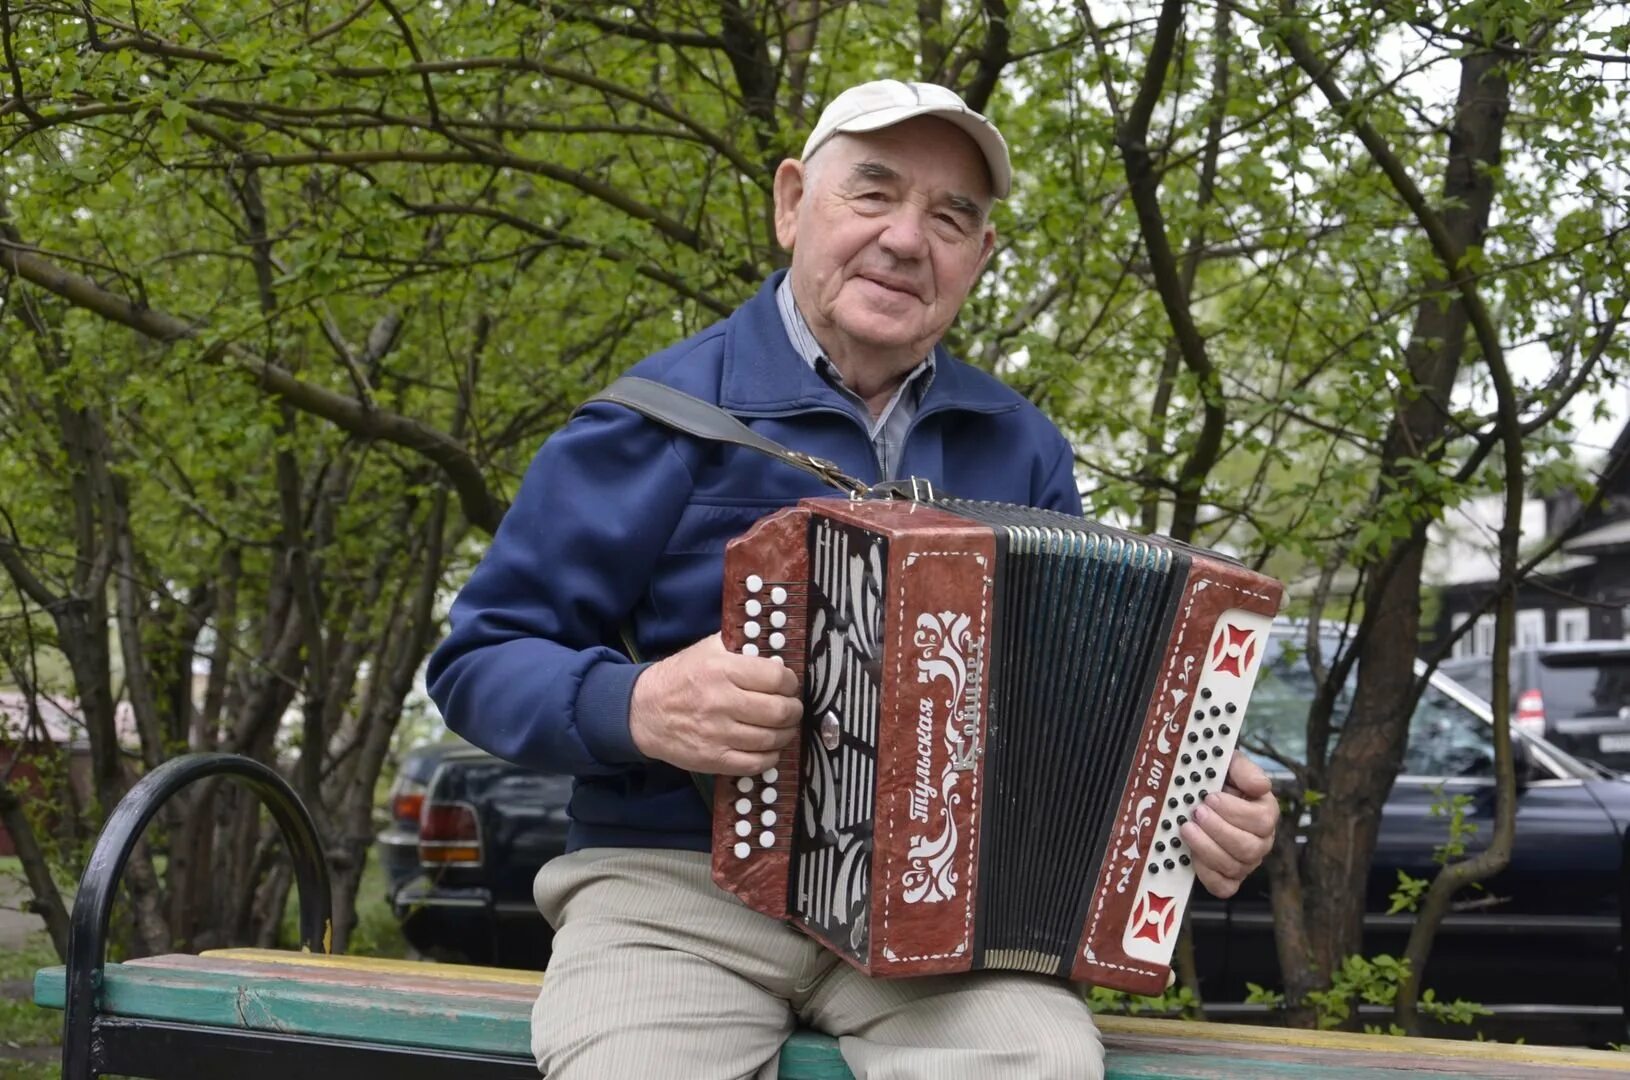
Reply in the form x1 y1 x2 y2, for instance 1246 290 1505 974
32 753 1630 1079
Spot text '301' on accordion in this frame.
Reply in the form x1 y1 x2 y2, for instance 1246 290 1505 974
709 495 1285 994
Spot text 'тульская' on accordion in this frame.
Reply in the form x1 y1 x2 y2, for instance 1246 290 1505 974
709 494 1285 995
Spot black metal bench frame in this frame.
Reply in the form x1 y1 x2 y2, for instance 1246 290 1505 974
60 752 537 1080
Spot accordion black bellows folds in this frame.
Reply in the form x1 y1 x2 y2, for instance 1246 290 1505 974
710 494 1284 994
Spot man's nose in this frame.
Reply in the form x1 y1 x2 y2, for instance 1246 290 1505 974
876 205 929 260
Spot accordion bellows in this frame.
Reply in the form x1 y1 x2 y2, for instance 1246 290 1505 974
711 496 1284 994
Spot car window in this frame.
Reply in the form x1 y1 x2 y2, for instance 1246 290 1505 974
1402 685 1496 777
1239 637 1347 767
1536 653 1630 720
1243 633 1498 779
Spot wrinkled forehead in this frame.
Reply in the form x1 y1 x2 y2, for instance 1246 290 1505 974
808 118 994 208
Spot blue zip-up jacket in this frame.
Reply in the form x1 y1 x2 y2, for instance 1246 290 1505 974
426 272 1082 853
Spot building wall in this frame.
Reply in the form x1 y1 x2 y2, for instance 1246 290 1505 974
1430 551 1630 659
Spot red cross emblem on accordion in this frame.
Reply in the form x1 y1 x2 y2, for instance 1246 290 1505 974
710 496 1284 994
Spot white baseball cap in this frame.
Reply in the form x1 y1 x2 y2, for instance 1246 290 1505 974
801 80 1012 199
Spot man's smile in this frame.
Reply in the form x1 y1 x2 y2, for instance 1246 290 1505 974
855 273 923 300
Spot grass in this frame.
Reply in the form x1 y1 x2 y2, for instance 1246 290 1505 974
277 846 409 958
346 851 411 959
0 928 61 1080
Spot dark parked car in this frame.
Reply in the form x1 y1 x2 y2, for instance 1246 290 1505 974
377 740 469 900
387 628 1628 1041
1440 640 1630 773
1193 627 1628 1044
377 741 569 966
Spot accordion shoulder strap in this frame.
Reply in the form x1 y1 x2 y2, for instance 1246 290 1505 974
581 376 869 496
581 376 868 810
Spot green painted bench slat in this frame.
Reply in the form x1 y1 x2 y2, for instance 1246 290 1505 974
33 958 1630 1080
34 962 533 1060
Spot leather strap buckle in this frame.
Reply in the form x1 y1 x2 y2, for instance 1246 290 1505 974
787 451 871 498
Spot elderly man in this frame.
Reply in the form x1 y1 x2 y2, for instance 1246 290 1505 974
428 80 1277 1080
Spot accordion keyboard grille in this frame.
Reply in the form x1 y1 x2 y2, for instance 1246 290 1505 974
791 516 887 961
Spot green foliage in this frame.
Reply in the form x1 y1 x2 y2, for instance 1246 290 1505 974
276 847 408 961
1387 786 1481 915
1428 785 1479 866
343 861 413 961
1243 981 1285 1008
2 4 1623 661
1254 952 1491 1034
1415 987 1495 1030
1386 869 1429 916
1302 954 1410 1030
1083 981 1204 1019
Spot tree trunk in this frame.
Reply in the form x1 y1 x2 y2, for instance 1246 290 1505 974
0 771 71 957
1263 24 1513 1021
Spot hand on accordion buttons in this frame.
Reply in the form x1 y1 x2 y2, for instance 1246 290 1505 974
628 632 803 776
1178 752 1278 900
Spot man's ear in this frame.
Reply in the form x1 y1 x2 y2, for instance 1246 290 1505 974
975 223 997 276
772 159 805 251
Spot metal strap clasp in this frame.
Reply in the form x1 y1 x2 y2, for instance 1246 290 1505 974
788 451 871 498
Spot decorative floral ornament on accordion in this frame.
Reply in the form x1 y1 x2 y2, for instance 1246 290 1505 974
903 610 981 904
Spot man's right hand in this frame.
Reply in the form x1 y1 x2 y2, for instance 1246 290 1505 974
628 633 802 776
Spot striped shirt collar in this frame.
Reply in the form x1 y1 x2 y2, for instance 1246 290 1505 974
774 275 935 480
773 275 936 418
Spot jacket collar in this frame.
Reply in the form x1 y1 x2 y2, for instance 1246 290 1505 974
718 271 1018 419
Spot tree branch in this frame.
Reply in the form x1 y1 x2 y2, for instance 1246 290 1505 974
0 242 506 534
209 148 712 259
920 0 946 79
1097 0 1226 542
92 33 233 64
1408 18 1630 65
544 2 728 48
72 35 766 183
1272 9 1509 385
377 0 443 130
0 0 44 124
717 0 781 159
402 201 734 315
0 507 62 610
954 0 1010 114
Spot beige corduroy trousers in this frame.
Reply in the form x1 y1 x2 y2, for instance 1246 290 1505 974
530 848 1105 1080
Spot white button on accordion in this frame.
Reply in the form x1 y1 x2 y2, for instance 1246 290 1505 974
709 495 1284 994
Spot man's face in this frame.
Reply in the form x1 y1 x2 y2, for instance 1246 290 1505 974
773 116 997 370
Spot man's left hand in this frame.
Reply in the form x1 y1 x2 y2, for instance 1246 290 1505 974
1178 753 1278 899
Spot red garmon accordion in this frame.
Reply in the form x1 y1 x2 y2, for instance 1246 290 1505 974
711 494 1284 994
